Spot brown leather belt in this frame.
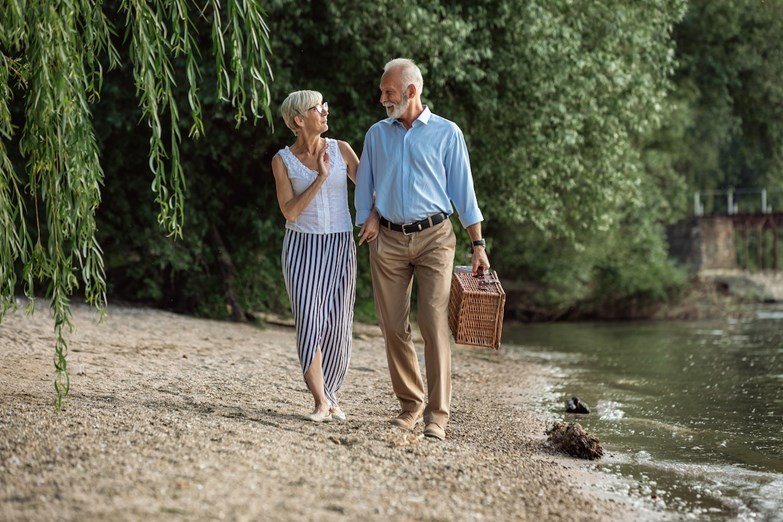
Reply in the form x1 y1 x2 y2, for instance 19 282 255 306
379 212 448 235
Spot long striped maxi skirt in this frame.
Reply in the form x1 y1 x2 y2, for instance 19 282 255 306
282 230 356 408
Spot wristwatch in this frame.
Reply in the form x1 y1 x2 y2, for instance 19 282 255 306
472 239 486 249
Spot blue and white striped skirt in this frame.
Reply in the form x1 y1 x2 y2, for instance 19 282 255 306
282 230 356 407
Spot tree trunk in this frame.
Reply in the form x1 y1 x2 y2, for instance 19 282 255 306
208 225 245 322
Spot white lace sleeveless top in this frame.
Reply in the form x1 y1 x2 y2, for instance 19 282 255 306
277 138 353 234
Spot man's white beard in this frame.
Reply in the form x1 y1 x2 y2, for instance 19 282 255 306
385 93 410 119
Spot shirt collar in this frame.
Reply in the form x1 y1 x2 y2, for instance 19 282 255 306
417 106 432 124
383 105 432 127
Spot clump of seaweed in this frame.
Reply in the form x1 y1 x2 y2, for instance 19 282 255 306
546 421 604 460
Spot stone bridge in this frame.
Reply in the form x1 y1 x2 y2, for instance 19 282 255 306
667 212 783 302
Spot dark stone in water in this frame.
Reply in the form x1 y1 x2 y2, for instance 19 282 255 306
546 421 604 460
565 396 590 414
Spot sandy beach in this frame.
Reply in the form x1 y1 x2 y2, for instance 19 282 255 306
1 301 663 521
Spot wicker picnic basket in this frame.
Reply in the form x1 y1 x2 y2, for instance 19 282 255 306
448 266 506 349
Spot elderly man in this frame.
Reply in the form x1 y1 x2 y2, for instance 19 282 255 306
355 58 490 441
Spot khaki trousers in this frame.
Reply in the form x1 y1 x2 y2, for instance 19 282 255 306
369 219 456 428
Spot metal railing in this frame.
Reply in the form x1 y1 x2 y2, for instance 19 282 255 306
694 188 783 216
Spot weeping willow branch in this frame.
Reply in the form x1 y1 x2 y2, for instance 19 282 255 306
212 0 274 126
0 54 30 318
0 0 273 409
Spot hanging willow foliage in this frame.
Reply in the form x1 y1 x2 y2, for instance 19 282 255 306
0 0 273 409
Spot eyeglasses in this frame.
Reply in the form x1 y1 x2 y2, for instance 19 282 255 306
308 102 329 114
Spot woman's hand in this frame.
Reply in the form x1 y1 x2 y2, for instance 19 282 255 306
317 141 330 178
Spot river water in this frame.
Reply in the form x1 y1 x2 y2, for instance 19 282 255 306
503 307 783 521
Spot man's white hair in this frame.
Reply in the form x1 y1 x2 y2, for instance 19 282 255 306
384 58 423 97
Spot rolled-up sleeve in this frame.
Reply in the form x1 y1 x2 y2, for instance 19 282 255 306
445 128 483 228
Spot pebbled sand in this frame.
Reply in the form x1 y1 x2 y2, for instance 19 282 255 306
0 302 663 521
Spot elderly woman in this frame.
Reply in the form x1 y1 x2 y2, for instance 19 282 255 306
271 90 360 422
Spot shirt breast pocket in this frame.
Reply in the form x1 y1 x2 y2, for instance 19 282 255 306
408 140 446 182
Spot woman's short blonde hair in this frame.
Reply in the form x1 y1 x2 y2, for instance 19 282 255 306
280 90 322 136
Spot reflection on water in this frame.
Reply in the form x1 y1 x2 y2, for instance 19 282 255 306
503 308 783 521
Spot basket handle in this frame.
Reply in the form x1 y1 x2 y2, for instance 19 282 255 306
474 266 489 277
474 267 499 290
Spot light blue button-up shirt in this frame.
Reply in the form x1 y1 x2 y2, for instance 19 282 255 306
354 106 483 228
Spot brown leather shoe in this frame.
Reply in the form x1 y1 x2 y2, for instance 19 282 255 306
390 409 423 429
423 422 445 441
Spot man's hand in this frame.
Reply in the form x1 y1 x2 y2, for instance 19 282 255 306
471 246 490 276
465 223 489 275
358 210 380 245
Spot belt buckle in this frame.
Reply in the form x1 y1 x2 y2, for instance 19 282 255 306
402 221 423 235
